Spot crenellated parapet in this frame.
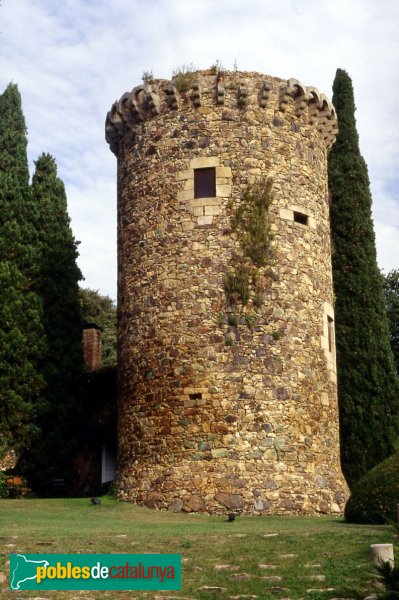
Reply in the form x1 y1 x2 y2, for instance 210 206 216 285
105 70 338 155
279 79 338 145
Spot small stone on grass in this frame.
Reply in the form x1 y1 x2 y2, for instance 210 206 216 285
36 541 54 546
155 597 195 600
183 565 202 572
154 596 196 599
230 573 251 580
196 586 227 594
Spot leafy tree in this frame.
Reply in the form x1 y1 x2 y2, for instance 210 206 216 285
20 153 84 494
328 69 399 488
383 270 399 373
80 288 117 367
0 84 45 458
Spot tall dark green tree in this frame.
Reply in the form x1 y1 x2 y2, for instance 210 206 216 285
383 269 399 373
328 69 399 488
21 153 84 494
0 84 45 458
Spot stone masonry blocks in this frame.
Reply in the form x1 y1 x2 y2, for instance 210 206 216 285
107 69 349 515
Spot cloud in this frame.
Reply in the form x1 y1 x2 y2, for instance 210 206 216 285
1 0 398 298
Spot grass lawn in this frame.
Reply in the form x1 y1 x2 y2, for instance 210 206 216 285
0 497 394 600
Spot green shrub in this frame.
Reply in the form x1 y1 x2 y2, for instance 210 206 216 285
225 334 235 347
172 64 197 93
345 450 399 524
0 472 8 498
210 60 225 76
232 177 275 268
253 289 264 308
244 313 257 331
227 313 239 327
223 267 250 306
217 313 225 328
142 70 154 84
373 560 399 599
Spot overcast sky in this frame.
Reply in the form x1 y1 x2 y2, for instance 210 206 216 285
1 0 398 300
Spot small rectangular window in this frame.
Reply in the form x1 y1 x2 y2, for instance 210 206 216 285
327 316 334 353
194 168 216 198
293 211 309 226
189 393 202 400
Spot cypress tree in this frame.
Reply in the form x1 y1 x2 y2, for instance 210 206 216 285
0 84 45 458
21 153 84 494
328 69 399 488
383 270 399 373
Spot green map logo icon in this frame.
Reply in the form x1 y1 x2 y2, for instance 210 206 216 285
10 554 49 590
9 553 181 591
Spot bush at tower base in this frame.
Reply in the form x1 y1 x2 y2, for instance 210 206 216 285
344 450 399 524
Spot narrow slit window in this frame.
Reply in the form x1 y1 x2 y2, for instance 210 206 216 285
194 168 216 198
327 316 334 353
293 211 309 226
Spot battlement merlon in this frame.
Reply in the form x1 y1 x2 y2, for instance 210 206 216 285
105 70 338 155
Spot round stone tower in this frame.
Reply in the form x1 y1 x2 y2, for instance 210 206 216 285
106 69 349 514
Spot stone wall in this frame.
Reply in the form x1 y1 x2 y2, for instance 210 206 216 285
106 69 349 514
